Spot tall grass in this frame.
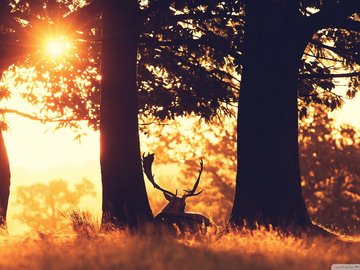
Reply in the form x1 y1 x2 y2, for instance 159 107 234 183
0 217 358 270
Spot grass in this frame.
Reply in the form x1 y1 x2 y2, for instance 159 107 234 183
0 221 358 270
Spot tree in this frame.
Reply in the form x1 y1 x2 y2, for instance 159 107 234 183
229 1 360 231
99 1 153 228
14 178 95 232
0 127 10 226
0 0 19 225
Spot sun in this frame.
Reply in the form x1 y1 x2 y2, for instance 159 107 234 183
45 36 72 58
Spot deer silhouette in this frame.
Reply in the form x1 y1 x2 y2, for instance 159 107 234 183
142 153 214 233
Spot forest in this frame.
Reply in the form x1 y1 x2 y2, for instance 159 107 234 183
0 0 359 269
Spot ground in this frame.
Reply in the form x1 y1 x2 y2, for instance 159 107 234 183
0 226 358 270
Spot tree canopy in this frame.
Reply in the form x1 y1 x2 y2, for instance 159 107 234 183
2 1 359 125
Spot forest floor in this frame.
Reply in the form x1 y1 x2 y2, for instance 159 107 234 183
0 224 359 270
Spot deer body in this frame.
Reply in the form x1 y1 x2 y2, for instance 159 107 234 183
142 153 214 233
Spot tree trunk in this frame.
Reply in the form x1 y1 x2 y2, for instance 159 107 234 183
0 129 10 226
0 0 11 227
100 1 153 228
229 2 313 230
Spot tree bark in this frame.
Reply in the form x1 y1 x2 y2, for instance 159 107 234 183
0 129 10 226
229 2 313 230
100 1 153 228
0 0 11 227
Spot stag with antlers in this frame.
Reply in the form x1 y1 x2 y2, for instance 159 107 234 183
142 153 214 233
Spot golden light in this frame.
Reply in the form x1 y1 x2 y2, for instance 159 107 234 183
45 37 72 58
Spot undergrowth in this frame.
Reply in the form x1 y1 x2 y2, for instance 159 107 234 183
0 212 358 270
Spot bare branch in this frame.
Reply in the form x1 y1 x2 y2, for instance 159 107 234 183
0 108 80 123
300 71 360 79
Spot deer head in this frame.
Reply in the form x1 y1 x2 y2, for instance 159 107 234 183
142 153 203 214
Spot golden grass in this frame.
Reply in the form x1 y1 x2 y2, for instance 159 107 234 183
0 224 358 270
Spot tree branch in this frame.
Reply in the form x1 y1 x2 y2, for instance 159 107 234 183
61 1 103 31
140 35 243 63
309 0 360 31
331 18 360 32
0 108 80 123
300 71 360 79
169 50 240 92
141 0 174 18
309 39 360 66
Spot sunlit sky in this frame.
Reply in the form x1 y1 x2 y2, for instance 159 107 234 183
3 95 358 172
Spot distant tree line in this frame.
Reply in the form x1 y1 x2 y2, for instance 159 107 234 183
13 178 95 232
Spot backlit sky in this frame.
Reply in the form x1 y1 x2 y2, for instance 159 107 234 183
4 93 359 173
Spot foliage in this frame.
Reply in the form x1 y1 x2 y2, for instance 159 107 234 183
296 2 360 116
13 178 96 232
1 1 359 126
0 0 242 129
0 0 100 130
138 1 359 120
299 107 360 234
137 1 243 121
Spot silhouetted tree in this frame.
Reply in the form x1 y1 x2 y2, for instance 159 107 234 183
0 0 18 225
0 128 10 226
99 1 154 228
229 1 360 231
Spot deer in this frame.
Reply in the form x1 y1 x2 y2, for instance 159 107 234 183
142 153 214 233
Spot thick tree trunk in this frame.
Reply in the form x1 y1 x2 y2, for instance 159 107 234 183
229 2 313 230
0 129 10 226
100 1 153 228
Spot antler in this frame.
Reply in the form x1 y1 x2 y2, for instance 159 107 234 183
142 153 177 198
183 158 203 198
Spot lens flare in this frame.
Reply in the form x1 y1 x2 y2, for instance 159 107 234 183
45 37 71 58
